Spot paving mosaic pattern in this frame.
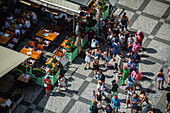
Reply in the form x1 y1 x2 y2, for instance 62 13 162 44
14 0 170 113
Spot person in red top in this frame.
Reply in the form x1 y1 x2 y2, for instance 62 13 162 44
135 30 144 46
45 76 51 96
131 68 142 90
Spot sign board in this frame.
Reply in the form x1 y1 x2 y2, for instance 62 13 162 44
60 54 69 67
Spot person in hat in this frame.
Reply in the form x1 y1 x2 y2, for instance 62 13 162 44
97 80 106 99
98 18 105 36
135 30 144 46
110 80 119 100
93 57 100 78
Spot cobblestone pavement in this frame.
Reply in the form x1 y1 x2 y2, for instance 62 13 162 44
14 0 170 113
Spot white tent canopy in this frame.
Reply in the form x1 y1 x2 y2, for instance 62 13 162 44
0 46 30 78
30 0 81 15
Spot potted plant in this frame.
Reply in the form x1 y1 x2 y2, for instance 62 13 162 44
65 36 78 63
32 68 46 86
47 66 60 86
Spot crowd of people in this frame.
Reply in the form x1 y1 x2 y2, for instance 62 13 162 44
83 12 170 113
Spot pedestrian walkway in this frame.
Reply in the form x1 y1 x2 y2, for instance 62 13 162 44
14 0 170 113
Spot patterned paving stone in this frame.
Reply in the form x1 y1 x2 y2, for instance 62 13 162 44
68 101 89 113
13 104 28 113
23 85 43 103
131 15 158 34
117 0 145 10
66 75 85 91
147 40 170 62
81 83 97 101
44 96 71 113
143 0 169 18
155 23 170 41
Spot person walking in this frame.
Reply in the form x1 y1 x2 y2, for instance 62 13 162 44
89 100 98 113
103 48 111 70
93 57 100 78
56 74 66 92
120 12 129 31
135 30 144 47
44 76 51 96
132 40 141 55
111 95 121 113
126 77 135 89
141 98 152 113
168 67 170 85
127 34 134 54
133 53 141 70
112 39 120 61
127 56 135 73
97 80 106 99
131 68 142 90
84 49 91 70
121 66 130 86
156 68 166 90
130 94 140 113
110 80 119 100
125 87 133 109
98 18 105 37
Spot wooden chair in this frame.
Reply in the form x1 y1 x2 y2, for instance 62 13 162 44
35 44 44 53
32 35 42 43
24 40 35 50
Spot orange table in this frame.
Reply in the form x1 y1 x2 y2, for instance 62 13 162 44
0 30 15 45
60 39 70 48
20 48 41 60
21 10 31 18
17 73 31 83
36 30 58 41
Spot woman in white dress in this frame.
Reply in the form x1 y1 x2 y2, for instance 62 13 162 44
84 49 91 70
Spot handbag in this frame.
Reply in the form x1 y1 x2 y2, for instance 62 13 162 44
44 83 47 88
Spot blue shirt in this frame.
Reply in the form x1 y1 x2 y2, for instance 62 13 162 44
131 96 139 107
98 74 105 82
111 98 120 108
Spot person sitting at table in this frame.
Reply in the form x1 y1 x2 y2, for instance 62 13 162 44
14 21 21 36
30 11 38 22
7 13 14 23
24 17 31 29
5 19 10 29
14 7 21 17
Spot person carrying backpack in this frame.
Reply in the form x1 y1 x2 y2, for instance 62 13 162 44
89 100 98 113
120 12 129 32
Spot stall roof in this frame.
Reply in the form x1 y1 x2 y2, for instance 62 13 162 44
30 0 81 15
0 46 30 78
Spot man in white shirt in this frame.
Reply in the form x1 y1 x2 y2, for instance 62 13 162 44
30 12 38 21
25 18 31 28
